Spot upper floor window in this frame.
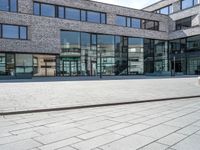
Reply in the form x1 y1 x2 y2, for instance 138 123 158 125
116 16 127 27
116 15 159 31
0 24 28 40
181 0 199 10
0 0 17 12
33 2 107 24
156 5 173 15
176 17 192 30
65 8 80 21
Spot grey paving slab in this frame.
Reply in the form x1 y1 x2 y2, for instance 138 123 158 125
72 133 123 150
172 134 200 150
0 77 200 113
139 142 169 150
158 133 186 146
100 134 155 150
0 139 41 150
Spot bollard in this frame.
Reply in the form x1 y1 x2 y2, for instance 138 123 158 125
198 77 200 85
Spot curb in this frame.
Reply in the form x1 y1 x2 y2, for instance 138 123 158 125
1 95 200 116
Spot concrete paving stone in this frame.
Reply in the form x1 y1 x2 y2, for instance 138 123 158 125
158 133 186 146
75 116 110 125
10 126 47 135
172 134 200 150
127 116 152 124
109 114 143 122
57 146 77 150
77 129 110 140
34 128 86 144
36 123 82 135
176 125 200 135
78 120 118 131
143 117 173 126
38 137 81 150
0 123 33 134
72 133 123 150
0 139 41 150
138 124 180 139
0 131 40 145
139 142 169 150
193 121 200 127
0 121 16 127
100 134 154 150
114 123 150 136
106 123 132 131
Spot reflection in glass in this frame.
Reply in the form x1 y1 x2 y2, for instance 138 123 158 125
41 4 55 17
65 8 80 20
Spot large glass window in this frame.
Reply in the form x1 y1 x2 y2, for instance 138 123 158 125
181 0 195 9
116 16 126 27
61 31 81 53
1 24 27 40
187 35 200 51
15 54 33 74
0 0 17 12
65 8 80 21
2 25 18 39
97 35 115 75
87 11 101 23
41 4 55 17
156 5 173 15
128 38 144 75
176 17 192 30
132 18 141 29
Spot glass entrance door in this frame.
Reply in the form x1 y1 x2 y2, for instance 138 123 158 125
63 60 79 76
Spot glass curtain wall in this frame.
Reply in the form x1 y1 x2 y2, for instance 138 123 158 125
97 35 115 76
154 40 168 72
128 38 144 75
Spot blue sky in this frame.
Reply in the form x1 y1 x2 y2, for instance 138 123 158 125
92 0 161 9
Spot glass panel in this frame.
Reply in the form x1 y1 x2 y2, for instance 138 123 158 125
154 40 168 72
127 17 131 27
169 5 173 14
41 4 55 17
194 0 199 5
181 0 193 9
176 17 192 30
58 6 65 19
33 55 56 76
2 25 19 39
101 13 106 24
60 31 81 54
65 8 80 21
160 6 169 15
187 35 200 51
15 54 33 73
132 18 141 28
0 0 9 11
81 10 86 21
34 2 40 15
10 0 17 12
20 26 27 39
116 16 126 26
0 53 6 75
6 53 15 76
87 11 101 23
128 38 144 75
145 20 156 30
97 35 115 75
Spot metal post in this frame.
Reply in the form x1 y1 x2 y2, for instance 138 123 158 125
100 50 102 79
173 55 176 76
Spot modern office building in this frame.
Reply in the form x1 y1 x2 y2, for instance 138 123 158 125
0 0 199 78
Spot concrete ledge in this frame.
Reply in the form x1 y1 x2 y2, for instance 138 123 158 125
1 95 200 116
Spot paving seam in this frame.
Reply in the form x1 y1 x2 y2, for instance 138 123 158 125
1 95 200 116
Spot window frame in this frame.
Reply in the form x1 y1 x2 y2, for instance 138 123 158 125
181 0 199 10
0 0 18 12
0 24 28 40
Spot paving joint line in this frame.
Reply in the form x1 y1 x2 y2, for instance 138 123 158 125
1 95 200 116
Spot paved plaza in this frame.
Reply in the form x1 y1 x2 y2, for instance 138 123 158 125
1 98 200 150
0 77 200 113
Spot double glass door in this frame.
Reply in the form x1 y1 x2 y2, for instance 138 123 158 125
63 60 79 76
